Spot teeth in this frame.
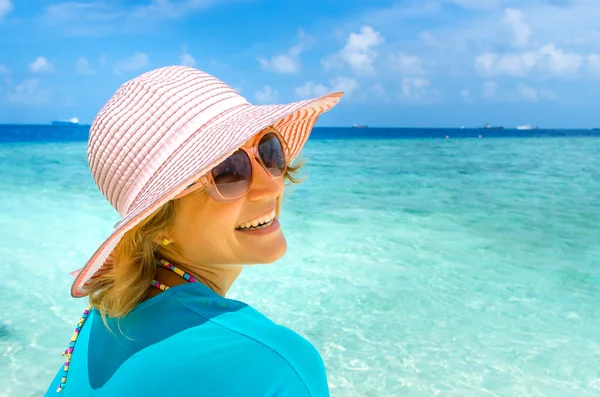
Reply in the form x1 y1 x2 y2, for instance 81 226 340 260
236 210 276 230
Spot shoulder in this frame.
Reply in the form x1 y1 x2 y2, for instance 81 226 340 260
266 325 330 397
167 292 330 396
254 322 329 394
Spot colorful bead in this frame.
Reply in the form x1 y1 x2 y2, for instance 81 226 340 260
150 280 169 291
158 259 198 283
56 258 199 393
56 304 92 392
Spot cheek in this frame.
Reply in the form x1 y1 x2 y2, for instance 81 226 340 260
175 200 242 259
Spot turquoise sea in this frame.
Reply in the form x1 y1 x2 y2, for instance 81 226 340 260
0 126 599 396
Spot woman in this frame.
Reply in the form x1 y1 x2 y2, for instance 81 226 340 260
45 66 343 396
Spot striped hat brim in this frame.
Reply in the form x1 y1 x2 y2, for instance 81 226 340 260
70 91 343 297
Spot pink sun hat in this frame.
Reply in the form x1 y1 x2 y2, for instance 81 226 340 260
69 65 343 298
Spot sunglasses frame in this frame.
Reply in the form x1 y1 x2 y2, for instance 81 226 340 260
175 127 289 202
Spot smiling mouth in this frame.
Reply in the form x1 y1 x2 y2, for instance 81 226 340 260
235 210 276 230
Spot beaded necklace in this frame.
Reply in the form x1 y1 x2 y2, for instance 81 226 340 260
56 259 197 393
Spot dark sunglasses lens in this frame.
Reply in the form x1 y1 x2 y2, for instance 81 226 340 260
258 133 286 177
211 150 251 198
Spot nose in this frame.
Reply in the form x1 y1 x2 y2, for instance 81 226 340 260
245 156 284 202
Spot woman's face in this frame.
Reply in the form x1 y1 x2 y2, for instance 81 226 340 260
165 133 287 266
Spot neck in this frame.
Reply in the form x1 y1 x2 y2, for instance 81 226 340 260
154 251 243 297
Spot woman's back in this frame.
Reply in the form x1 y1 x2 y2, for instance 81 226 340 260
45 282 329 396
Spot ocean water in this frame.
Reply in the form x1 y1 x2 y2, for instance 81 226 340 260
1 126 599 396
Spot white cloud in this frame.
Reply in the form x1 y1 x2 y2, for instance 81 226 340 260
359 1 600 85
475 44 583 77
76 57 95 74
401 77 431 98
99 54 109 67
322 26 385 75
7 79 51 105
259 54 299 74
10 79 40 96
180 47 196 67
29 57 53 73
461 89 471 102
359 1 443 30
516 83 538 101
589 54 600 73
481 81 558 102
369 84 389 101
390 52 425 75
295 77 359 99
45 2 120 22
538 88 559 101
296 82 329 98
444 0 502 10
501 8 532 48
512 84 558 102
320 56 338 71
475 51 536 77
538 44 582 75
45 0 222 23
0 0 12 20
330 76 359 96
0 64 9 74
129 0 185 19
42 0 230 36
129 0 221 19
419 31 438 46
254 86 279 104
258 29 315 74
114 53 149 74
482 81 498 98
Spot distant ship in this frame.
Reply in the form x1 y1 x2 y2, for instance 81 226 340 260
516 124 539 130
51 117 80 126
482 124 503 130
352 124 368 128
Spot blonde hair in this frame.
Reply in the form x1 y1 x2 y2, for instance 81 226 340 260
86 159 305 320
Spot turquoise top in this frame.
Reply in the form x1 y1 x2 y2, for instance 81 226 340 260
45 282 330 396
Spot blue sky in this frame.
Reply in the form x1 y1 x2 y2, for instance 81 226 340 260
1 0 600 127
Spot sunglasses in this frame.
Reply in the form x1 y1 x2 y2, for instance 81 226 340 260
178 128 288 202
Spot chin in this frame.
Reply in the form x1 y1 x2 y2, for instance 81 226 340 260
245 233 287 264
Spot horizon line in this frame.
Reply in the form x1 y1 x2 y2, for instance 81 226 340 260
0 123 599 131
